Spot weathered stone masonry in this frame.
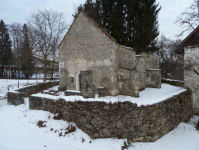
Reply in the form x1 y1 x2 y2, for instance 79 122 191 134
59 12 161 97
7 81 59 106
29 90 192 142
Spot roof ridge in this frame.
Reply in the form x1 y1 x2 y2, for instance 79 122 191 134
58 11 116 48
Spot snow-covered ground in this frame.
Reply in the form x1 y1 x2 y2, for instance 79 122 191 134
33 84 186 107
0 79 43 100
0 79 199 150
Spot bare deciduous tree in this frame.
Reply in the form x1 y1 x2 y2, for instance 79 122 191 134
9 23 22 78
155 35 183 80
175 0 199 37
175 0 199 80
27 8 67 81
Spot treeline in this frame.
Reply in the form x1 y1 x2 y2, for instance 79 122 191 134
0 9 67 80
73 0 161 54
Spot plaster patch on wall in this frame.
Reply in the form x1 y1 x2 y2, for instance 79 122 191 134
75 59 81 65
88 60 95 66
69 73 75 78
104 59 113 66
110 50 115 61
111 89 118 96
95 60 103 66
119 82 123 88
59 62 64 68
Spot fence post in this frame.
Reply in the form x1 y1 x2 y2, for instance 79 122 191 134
18 81 19 88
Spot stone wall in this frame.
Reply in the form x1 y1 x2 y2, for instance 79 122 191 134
59 12 161 97
7 81 59 106
118 69 139 97
117 45 139 97
136 55 146 91
161 79 184 87
29 90 192 142
146 69 161 88
117 45 137 70
80 70 95 98
59 12 118 96
136 53 161 90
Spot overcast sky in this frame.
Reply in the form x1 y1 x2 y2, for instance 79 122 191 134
0 0 194 40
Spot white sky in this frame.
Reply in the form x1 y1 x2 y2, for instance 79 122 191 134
0 0 194 40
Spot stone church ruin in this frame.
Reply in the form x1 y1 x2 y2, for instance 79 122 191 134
6 12 193 143
58 12 161 98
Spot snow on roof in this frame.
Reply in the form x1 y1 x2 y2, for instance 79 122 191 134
31 84 186 107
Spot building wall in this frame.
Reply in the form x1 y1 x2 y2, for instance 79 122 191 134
136 53 161 90
116 45 139 97
59 12 161 97
59 13 118 96
136 55 146 91
146 69 161 88
184 46 199 114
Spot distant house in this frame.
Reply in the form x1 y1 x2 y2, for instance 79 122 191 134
58 12 161 98
175 26 199 115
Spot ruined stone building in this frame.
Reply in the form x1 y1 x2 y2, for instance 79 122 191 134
58 12 161 98
175 26 199 114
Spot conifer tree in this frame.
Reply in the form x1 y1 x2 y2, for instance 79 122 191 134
0 20 12 78
110 0 126 45
19 24 34 79
73 0 161 54
73 0 102 25
133 0 161 53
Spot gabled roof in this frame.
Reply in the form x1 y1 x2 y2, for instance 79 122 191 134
175 26 199 54
58 12 116 48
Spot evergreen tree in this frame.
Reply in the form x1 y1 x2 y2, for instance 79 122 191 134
110 0 126 45
72 4 84 19
133 0 161 53
73 0 101 25
73 0 161 54
19 24 34 79
0 20 12 78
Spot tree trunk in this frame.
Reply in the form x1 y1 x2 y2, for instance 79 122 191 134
43 59 47 82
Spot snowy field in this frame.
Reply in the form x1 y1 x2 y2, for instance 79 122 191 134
0 79 44 100
0 79 199 150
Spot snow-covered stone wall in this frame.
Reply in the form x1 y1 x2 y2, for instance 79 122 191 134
7 81 59 106
29 89 192 142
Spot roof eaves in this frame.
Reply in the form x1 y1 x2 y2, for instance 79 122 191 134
175 26 199 53
58 13 81 48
